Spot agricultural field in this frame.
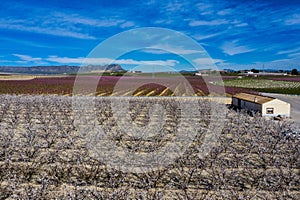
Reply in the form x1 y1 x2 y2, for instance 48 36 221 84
0 75 254 96
0 95 299 199
268 77 300 82
0 75 35 80
0 74 70 80
221 76 300 95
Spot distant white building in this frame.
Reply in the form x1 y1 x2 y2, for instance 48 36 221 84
243 72 288 76
131 70 142 73
232 93 290 117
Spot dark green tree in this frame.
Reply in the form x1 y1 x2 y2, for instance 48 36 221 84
291 68 298 75
251 68 259 73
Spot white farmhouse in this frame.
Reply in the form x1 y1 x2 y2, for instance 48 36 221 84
232 93 290 117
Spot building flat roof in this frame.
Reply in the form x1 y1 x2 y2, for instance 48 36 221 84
232 93 275 105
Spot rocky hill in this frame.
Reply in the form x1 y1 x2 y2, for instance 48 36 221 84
0 64 125 74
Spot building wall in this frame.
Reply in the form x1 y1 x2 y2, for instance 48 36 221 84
232 97 239 107
242 100 262 112
232 97 262 112
262 99 290 117
202 97 232 104
232 97 290 117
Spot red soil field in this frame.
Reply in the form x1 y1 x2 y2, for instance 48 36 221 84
0 75 255 96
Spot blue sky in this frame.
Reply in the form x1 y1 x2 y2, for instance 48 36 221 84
0 0 299 71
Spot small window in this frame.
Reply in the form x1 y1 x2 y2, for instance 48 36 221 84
266 108 274 114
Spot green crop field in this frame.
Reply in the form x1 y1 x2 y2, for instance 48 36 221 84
220 77 300 95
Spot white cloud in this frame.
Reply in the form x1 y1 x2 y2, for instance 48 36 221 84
153 19 173 24
235 22 248 27
12 54 48 65
0 19 96 39
90 19 125 27
277 47 300 55
189 18 248 28
216 62 255 70
189 19 229 26
117 59 179 66
0 59 24 63
193 58 223 65
7 54 180 67
231 20 248 27
217 9 232 16
120 21 135 28
145 45 205 55
196 2 213 12
165 1 184 12
289 52 300 58
46 56 89 64
46 56 179 66
192 32 224 41
285 14 300 25
13 54 42 61
0 12 130 40
267 58 300 69
192 58 224 70
221 41 256 56
201 11 214 16
53 12 126 27
271 59 291 63
142 49 170 54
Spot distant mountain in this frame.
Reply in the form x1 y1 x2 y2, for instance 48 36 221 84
179 70 198 73
223 68 237 72
80 64 124 73
0 64 125 74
